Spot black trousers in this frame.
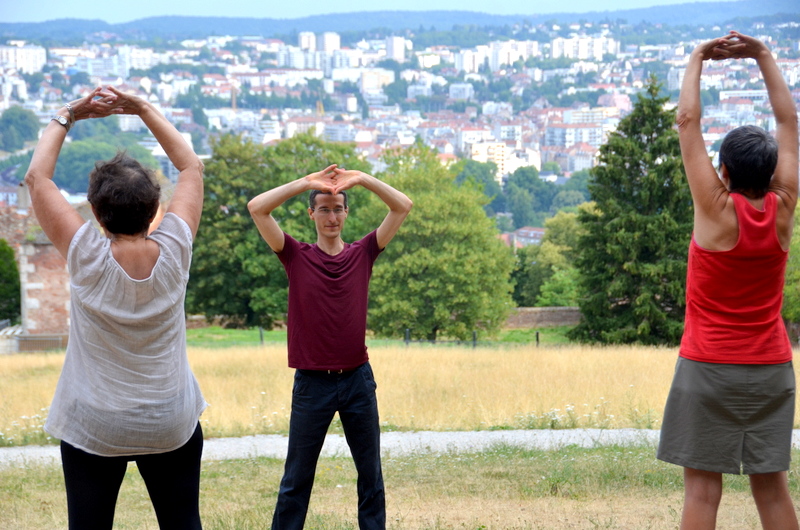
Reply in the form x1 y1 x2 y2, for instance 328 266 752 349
60 422 203 530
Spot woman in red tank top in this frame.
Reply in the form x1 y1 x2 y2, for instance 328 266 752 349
656 32 799 530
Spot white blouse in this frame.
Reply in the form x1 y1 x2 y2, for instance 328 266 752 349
44 213 207 456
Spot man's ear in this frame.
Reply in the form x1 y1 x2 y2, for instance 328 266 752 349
308 207 314 219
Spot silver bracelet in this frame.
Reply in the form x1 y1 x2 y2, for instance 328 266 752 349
64 102 74 126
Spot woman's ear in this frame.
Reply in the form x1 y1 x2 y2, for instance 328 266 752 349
719 163 731 189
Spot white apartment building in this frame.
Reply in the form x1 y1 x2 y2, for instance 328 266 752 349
551 36 619 61
285 115 326 137
493 122 523 143
235 69 324 89
0 44 46 74
318 33 341 53
468 141 508 180
457 126 493 152
545 123 605 149
298 32 316 51
455 46 490 74
118 46 168 71
449 83 475 101
74 53 130 78
483 101 514 116
359 69 395 93
407 84 433 99
489 40 540 71
386 36 406 63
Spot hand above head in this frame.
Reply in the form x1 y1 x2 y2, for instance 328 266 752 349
693 34 737 61
722 31 770 61
331 168 367 194
60 86 117 123
101 85 149 116
303 164 338 193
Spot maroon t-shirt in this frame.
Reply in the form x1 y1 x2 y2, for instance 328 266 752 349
277 230 383 370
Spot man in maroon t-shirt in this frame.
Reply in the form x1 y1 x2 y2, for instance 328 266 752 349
248 164 412 530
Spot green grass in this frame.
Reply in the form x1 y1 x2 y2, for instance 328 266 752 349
496 326 573 345
186 326 287 348
2 444 797 529
186 325 574 349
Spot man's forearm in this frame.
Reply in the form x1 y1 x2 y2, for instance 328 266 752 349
359 174 413 214
248 177 311 217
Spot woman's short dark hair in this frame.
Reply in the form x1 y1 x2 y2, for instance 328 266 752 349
719 125 778 198
309 189 348 209
87 151 160 235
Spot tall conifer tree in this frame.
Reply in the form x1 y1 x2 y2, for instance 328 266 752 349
569 76 692 345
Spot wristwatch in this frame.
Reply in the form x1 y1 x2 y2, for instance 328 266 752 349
51 114 71 132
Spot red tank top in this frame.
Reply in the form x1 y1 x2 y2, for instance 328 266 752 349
680 192 792 364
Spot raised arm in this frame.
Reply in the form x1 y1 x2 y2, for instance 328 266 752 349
25 87 116 258
676 35 736 217
105 86 205 237
727 32 798 210
332 169 413 249
248 165 338 252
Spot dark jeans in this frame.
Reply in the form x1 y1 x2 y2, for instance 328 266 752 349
272 362 385 530
60 422 203 530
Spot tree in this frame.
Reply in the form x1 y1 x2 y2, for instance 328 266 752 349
451 159 505 215
782 202 800 335
569 76 692 345
187 134 371 328
0 106 40 152
358 141 515 340
511 209 585 307
52 141 156 193
504 166 558 228
0 239 20 324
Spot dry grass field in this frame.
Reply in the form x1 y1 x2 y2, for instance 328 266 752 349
2 343 800 445
2 344 800 528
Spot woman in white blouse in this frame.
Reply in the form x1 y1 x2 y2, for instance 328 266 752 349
25 86 207 529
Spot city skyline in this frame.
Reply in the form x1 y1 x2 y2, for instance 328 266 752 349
4 0 726 25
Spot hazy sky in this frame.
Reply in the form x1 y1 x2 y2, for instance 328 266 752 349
4 0 715 24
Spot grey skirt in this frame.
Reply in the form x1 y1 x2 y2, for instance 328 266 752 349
657 357 795 475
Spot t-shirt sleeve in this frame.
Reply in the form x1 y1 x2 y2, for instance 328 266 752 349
149 213 193 279
67 222 107 288
276 231 299 269
365 230 383 262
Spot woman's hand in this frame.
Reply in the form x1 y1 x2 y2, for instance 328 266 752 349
723 31 770 61
58 86 114 124
693 34 737 61
103 85 149 116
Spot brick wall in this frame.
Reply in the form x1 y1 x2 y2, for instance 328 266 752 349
19 240 69 334
1 203 71 337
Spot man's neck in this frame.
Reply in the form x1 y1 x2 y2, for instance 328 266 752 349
316 236 345 256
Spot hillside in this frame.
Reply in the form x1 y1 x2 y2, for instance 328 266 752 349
0 0 797 42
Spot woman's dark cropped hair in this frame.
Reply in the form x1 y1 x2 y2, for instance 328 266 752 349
87 152 161 235
719 125 779 198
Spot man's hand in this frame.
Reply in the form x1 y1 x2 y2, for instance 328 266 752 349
331 168 367 195
304 164 339 193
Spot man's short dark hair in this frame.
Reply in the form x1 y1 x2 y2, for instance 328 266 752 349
719 125 778 199
309 189 348 210
87 151 161 235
